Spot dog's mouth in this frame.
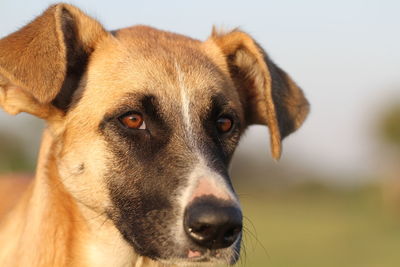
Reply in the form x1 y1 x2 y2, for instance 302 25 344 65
158 242 241 266
187 247 240 264
161 231 242 266
121 232 241 266
116 223 241 266
107 196 243 265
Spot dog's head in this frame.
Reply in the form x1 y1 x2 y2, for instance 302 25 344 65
0 4 309 265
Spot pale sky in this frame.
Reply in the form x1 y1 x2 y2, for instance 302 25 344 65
1 0 399 181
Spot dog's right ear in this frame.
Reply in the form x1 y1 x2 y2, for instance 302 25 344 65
0 3 107 120
210 29 309 160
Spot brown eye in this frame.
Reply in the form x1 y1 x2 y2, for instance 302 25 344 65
216 117 233 133
119 113 146 129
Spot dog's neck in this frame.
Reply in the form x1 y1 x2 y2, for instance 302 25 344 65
0 129 162 267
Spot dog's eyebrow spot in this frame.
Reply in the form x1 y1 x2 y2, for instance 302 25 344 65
205 94 238 125
140 95 163 124
210 94 230 112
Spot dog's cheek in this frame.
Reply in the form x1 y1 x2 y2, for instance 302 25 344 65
103 141 195 259
106 179 173 258
108 186 181 258
56 132 113 212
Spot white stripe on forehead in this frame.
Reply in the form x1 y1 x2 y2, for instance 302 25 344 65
175 62 194 143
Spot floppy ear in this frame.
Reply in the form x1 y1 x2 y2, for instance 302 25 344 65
210 30 310 159
0 3 108 119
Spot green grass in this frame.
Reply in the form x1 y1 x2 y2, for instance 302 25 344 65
233 186 400 267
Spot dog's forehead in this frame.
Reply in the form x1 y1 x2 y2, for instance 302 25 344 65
75 26 240 122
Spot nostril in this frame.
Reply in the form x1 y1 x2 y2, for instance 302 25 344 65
223 226 241 243
188 223 215 241
184 198 242 250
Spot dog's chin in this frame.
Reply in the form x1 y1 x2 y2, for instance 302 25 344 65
124 242 240 266
159 257 231 267
146 239 241 267
157 251 239 267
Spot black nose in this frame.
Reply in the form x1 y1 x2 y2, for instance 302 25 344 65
184 198 242 249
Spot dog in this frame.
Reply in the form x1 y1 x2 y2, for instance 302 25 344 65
0 3 309 266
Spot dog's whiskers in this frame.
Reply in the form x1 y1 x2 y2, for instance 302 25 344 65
242 216 271 264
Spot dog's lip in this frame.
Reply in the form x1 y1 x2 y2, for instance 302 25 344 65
157 252 212 265
147 245 237 266
183 248 226 262
188 249 202 258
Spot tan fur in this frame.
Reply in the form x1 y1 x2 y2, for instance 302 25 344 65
0 3 309 266
0 4 107 104
0 175 31 219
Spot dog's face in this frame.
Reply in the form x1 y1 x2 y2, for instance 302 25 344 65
61 28 246 264
0 4 309 266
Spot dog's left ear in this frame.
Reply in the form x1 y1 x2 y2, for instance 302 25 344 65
0 4 108 120
210 30 310 159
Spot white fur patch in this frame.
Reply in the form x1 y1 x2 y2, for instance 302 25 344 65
175 62 194 144
185 158 239 204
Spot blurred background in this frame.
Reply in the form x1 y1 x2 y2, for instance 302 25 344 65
1 0 400 266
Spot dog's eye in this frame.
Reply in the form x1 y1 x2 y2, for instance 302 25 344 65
216 116 233 133
119 112 146 130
